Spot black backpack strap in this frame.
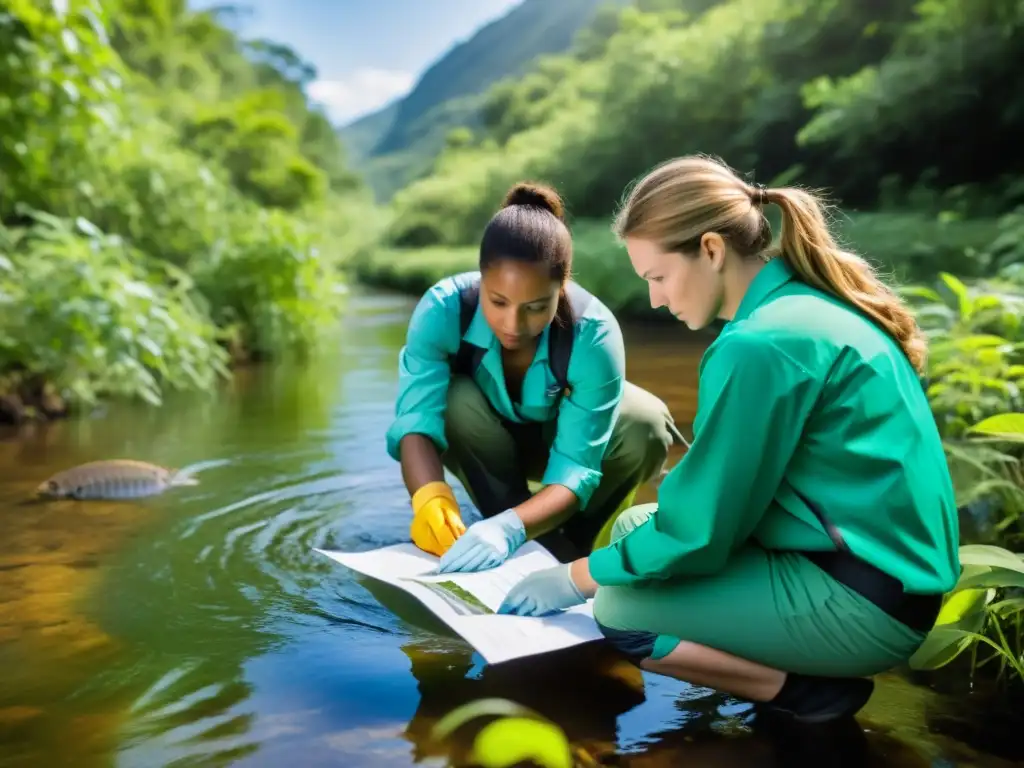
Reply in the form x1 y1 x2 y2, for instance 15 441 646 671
451 277 486 377
548 281 594 396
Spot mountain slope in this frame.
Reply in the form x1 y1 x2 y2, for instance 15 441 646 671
340 0 621 200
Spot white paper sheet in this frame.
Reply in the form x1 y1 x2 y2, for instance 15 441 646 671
314 541 604 664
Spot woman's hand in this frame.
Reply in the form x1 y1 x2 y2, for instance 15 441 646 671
437 509 526 573
410 492 466 557
496 557 596 616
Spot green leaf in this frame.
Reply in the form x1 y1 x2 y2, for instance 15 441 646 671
956 570 1024 591
900 285 944 303
989 597 1024 619
968 413 1024 442
934 587 994 627
473 717 573 768
909 624 979 670
958 544 1024 574
939 334 1011 352
939 272 971 319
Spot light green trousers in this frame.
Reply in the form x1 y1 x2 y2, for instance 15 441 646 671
441 376 674 560
593 504 930 677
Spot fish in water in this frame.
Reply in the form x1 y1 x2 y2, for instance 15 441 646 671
36 460 199 500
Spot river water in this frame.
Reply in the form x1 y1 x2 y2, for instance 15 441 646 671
0 288 1019 767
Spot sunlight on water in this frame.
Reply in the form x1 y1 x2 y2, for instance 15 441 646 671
0 288 1018 767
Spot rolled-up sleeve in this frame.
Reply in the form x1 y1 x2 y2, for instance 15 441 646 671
385 283 460 461
588 331 818 586
541 313 626 509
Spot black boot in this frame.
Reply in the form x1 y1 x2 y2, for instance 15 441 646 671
760 673 875 724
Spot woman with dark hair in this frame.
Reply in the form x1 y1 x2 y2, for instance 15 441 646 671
387 180 680 572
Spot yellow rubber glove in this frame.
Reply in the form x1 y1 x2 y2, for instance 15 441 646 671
410 481 466 557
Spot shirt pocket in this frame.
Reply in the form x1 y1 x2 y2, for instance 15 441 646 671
518 366 560 422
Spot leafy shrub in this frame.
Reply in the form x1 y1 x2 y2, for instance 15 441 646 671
193 206 345 358
901 274 1024 544
0 212 228 410
0 0 125 220
0 1 369 418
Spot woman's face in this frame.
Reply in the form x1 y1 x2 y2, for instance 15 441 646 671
625 235 725 330
480 260 561 351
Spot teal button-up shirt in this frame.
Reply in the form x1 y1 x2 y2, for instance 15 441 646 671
589 257 961 595
386 272 627 510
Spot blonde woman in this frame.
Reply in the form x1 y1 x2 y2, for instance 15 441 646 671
497 156 960 724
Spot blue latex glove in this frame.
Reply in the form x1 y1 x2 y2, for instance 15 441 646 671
497 563 587 616
437 509 526 573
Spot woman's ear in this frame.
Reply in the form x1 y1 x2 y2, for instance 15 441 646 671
700 232 728 273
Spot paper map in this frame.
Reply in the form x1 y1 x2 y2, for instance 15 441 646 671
314 541 603 664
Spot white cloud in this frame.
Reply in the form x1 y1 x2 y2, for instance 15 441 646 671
308 69 415 125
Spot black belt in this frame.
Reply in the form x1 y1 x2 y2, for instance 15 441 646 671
800 549 942 633
791 488 942 635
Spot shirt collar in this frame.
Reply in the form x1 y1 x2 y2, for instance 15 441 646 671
732 256 796 322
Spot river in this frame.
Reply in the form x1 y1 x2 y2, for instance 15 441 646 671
0 287 1019 767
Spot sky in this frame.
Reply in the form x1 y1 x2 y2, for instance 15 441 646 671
189 0 523 126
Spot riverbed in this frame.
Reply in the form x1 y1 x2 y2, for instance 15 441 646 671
0 288 1019 767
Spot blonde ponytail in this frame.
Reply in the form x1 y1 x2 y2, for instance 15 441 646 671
613 154 928 374
767 187 927 374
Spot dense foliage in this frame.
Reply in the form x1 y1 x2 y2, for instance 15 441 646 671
0 0 382 420
372 0 1023 281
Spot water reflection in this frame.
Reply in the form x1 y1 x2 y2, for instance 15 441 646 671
0 287 1017 767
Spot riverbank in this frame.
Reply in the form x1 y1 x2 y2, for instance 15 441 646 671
354 212 1000 318
0 206 361 426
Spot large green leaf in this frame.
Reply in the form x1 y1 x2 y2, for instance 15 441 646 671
958 544 1024 574
957 570 1024 590
969 413 1024 442
909 587 994 670
909 621 982 671
954 547 1024 590
935 587 994 627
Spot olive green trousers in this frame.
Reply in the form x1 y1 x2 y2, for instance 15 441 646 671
593 504 931 677
441 376 674 560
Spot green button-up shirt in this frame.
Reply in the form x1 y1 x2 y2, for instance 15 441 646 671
386 271 627 509
589 257 961 595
